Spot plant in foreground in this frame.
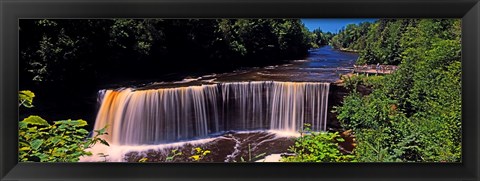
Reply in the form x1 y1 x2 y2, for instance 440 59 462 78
166 149 182 162
190 147 211 162
18 90 109 162
239 144 267 162
282 124 355 162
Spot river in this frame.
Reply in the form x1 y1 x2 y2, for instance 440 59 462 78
80 46 359 162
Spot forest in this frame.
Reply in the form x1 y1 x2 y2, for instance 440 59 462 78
20 19 316 85
332 19 461 162
19 19 461 162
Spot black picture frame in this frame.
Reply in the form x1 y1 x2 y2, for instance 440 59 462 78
1 0 479 181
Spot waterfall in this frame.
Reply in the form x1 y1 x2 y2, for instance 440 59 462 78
93 81 330 145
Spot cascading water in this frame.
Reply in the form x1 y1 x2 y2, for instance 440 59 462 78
93 81 330 146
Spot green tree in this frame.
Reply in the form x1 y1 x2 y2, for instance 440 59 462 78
336 19 462 162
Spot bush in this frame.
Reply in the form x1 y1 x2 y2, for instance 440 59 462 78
18 90 109 162
335 90 399 130
282 124 355 162
341 74 385 91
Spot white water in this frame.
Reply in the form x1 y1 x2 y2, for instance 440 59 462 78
255 154 283 162
80 137 218 162
92 81 329 146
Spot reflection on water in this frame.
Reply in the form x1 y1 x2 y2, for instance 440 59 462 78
214 46 358 83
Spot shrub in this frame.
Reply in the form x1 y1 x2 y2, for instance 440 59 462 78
282 124 355 162
341 74 385 91
18 90 109 162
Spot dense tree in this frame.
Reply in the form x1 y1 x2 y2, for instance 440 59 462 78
356 19 414 65
20 19 315 86
311 28 334 47
330 22 371 52
335 19 462 162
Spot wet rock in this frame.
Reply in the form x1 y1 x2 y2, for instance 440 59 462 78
124 131 295 163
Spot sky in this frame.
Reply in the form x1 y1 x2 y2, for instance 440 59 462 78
301 19 378 33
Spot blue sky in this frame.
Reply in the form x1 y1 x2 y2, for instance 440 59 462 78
301 19 378 33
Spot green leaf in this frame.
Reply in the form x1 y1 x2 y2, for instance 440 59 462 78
254 153 267 159
54 119 88 127
35 153 50 162
30 139 44 150
19 147 31 151
94 126 108 135
21 116 49 126
50 136 62 145
19 122 28 129
19 141 30 147
77 129 89 135
99 139 110 146
19 90 35 108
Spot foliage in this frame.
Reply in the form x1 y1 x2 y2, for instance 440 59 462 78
18 90 109 162
20 19 315 85
165 149 182 162
335 91 400 130
331 19 417 65
239 144 267 162
138 157 148 162
341 74 385 91
335 19 462 162
341 75 363 91
356 19 411 65
19 116 109 162
190 147 211 162
19 90 35 108
311 28 334 47
354 128 394 162
282 124 355 162
331 22 371 51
